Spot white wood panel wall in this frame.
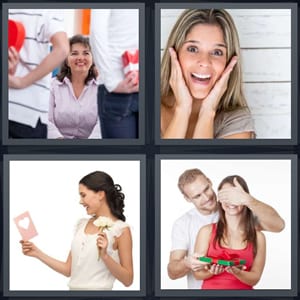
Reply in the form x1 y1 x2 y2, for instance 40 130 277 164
160 9 292 138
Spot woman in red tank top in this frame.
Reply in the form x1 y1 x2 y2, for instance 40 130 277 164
193 175 266 289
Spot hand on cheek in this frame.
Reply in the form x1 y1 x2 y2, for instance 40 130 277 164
201 56 238 113
168 47 193 113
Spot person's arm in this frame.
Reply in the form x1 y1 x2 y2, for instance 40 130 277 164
8 46 20 75
247 196 285 232
20 240 71 276
161 104 191 139
112 73 139 94
192 56 238 139
161 48 192 139
226 231 266 286
9 31 69 89
98 227 133 286
168 249 189 279
168 249 208 280
193 224 220 280
90 10 117 92
218 177 285 232
168 213 209 279
167 215 190 278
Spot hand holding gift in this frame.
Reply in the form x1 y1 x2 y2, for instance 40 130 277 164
184 253 210 271
122 49 139 85
93 216 114 260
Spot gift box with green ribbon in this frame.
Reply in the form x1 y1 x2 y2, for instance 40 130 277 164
198 256 246 266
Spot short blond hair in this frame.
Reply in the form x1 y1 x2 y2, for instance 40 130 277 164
177 168 207 196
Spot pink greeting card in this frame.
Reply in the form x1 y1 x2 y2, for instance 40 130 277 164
13 211 38 240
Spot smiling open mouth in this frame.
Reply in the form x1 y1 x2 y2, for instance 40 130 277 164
191 73 211 82
228 205 237 209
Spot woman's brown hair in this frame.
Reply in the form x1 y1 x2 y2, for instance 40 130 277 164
214 175 257 255
56 34 98 85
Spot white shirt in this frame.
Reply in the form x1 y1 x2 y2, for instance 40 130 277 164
68 218 129 290
171 208 219 289
9 9 65 127
90 9 139 92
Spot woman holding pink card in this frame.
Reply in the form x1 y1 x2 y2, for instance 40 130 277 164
20 171 133 290
193 175 266 289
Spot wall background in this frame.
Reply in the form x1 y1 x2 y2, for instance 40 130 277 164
160 9 291 139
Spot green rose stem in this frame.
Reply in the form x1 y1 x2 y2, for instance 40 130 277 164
93 216 114 261
97 226 105 260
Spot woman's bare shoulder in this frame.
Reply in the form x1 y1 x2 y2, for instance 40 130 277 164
256 230 266 240
198 223 213 237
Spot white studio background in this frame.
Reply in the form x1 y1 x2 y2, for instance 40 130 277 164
9 160 140 291
160 159 291 290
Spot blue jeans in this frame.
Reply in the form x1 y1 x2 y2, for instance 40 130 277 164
98 85 139 138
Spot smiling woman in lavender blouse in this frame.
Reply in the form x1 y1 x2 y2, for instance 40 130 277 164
48 34 101 139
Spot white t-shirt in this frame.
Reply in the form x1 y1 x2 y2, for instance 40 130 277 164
68 218 129 290
8 9 65 127
171 208 219 289
90 9 139 92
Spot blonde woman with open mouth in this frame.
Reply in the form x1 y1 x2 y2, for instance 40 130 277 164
161 9 255 139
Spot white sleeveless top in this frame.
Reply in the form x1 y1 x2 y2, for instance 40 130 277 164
68 218 129 290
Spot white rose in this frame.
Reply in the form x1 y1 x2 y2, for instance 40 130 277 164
93 216 114 228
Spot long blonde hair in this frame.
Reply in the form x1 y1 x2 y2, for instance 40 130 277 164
161 9 248 112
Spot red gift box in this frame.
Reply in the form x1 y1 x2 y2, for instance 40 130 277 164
122 49 139 85
8 19 25 52
199 256 246 267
